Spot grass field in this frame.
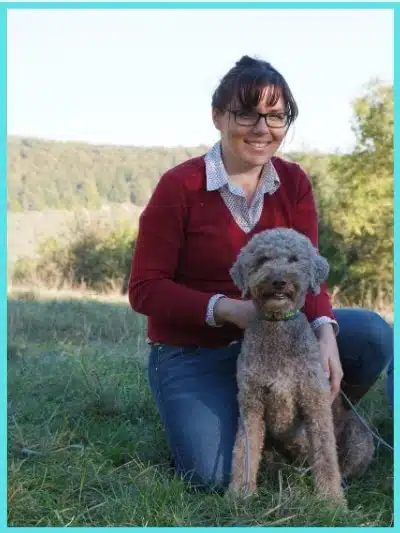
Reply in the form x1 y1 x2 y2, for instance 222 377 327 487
7 289 394 527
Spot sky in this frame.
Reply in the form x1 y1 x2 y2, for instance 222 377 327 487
7 7 393 153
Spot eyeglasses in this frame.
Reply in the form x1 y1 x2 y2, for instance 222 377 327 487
230 109 291 128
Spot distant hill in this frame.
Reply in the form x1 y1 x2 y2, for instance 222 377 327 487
7 136 336 212
7 136 210 211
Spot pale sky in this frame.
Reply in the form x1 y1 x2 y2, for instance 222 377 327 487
7 7 393 153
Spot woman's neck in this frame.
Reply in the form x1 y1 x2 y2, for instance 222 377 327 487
221 148 264 199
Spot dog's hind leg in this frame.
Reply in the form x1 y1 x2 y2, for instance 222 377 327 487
229 391 266 497
337 413 375 479
299 388 347 508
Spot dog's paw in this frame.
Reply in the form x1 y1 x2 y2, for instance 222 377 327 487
322 491 348 511
227 481 256 500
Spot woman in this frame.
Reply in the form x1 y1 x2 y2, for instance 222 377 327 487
128 56 393 489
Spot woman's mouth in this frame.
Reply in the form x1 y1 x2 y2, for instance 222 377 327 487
244 141 271 150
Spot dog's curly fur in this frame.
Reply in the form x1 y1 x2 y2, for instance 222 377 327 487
228 228 374 507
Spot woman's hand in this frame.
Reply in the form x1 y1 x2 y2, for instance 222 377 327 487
214 297 257 329
315 323 343 402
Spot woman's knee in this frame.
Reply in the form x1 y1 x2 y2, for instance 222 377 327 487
335 308 393 385
363 310 393 370
177 459 231 492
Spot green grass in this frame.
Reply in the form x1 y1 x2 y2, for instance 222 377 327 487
7 291 393 526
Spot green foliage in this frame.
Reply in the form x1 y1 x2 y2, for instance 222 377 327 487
7 138 210 211
327 81 393 302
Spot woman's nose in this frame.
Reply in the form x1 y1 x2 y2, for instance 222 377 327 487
253 116 270 134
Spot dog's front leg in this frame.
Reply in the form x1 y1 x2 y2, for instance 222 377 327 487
300 390 347 508
229 387 265 498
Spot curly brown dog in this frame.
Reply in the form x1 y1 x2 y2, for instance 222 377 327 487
228 228 374 507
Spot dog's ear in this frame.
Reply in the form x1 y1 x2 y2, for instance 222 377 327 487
230 254 250 298
309 245 330 295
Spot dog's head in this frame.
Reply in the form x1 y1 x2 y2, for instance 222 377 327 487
230 228 329 314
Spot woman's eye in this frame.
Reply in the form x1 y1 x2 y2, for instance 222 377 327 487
238 112 256 119
269 113 285 120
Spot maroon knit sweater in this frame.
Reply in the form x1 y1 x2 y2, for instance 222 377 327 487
128 155 334 347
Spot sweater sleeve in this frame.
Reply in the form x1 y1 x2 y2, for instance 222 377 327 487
128 169 213 326
292 166 335 322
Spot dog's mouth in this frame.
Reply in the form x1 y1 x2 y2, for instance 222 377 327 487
269 291 289 300
249 278 298 305
264 290 293 302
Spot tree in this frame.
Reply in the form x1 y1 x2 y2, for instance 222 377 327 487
328 80 393 302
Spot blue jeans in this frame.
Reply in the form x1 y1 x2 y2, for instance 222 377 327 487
147 309 393 489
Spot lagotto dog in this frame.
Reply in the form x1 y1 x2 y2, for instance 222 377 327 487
228 228 374 507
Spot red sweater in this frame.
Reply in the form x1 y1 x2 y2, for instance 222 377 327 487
128 155 334 347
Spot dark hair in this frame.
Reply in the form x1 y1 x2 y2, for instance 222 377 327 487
212 55 298 127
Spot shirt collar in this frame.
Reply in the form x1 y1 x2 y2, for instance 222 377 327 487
204 142 280 195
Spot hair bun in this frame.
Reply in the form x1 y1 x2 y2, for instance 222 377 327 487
236 55 273 70
236 55 257 68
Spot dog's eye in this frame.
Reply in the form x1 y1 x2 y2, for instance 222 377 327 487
256 256 270 267
288 255 298 263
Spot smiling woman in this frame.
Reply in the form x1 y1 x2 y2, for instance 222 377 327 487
211 56 298 195
128 55 393 491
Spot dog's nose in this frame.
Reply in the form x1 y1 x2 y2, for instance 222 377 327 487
272 280 287 290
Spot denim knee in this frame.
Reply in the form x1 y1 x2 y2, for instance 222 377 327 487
364 310 393 373
335 308 393 387
179 462 231 492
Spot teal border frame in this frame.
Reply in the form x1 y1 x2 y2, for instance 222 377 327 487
1 1 399 8
2 2 396 531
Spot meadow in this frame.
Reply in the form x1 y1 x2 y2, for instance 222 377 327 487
7 288 393 527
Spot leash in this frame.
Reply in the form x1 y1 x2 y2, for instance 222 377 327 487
339 389 393 452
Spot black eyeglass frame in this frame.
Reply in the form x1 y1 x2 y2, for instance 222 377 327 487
229 109 292 129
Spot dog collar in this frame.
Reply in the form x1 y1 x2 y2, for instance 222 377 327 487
257 310 301 322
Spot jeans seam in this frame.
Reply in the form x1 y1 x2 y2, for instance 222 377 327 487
152 346 165 414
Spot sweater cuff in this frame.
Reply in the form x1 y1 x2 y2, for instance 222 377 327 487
311 316 339 336
206 294 226 327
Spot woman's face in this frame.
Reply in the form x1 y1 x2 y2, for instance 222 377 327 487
212 86 289 172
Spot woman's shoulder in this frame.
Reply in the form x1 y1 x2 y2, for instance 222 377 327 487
159 155 207 192
271 155 309 182
271 155 313 198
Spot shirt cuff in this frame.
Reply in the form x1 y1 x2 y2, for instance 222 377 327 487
206 294 226 327
311 316 339 336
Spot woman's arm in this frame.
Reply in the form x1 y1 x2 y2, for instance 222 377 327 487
128 170 213 327
315 322 343 401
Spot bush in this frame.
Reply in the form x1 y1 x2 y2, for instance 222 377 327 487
12 218 136 293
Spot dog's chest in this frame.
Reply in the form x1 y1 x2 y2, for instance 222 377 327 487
239 317 319 387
